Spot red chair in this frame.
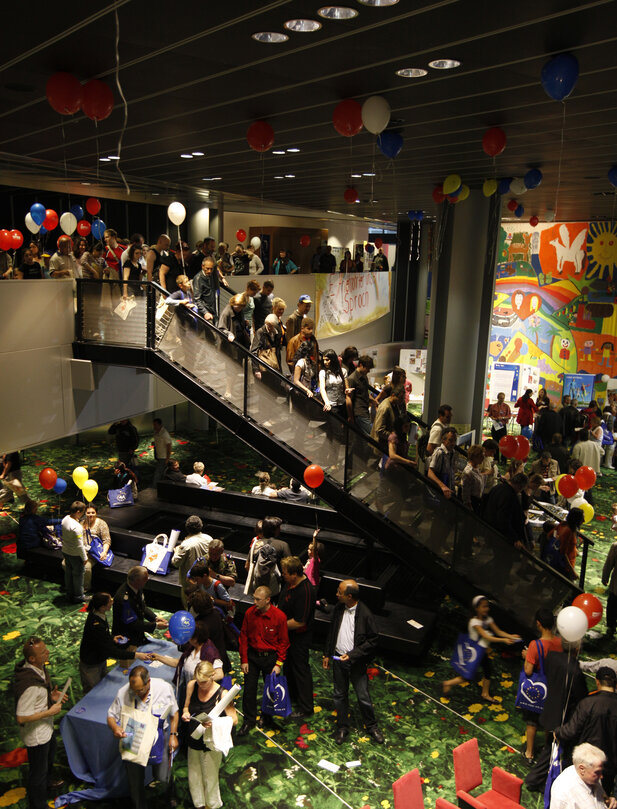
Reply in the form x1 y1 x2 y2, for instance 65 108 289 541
452 738 525 809
393 768 425 809
436 800 460 809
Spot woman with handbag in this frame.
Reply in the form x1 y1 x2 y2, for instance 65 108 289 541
80 505 112 592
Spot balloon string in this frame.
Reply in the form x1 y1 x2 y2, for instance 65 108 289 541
371 140 375 203
60 120 70 205
178 225 185 267
113 7 131 196
554 101 566 220
95 119 100 182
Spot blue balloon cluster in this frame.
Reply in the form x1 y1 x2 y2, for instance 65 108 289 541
169 610 195 645
30 203 46 226
377 131 403 159
541 53 579 101
91 219 107 240
407 210 424 221
524 168 543 189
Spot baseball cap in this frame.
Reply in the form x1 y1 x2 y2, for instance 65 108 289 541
298 294 312 304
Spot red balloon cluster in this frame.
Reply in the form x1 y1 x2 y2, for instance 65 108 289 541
558 474 578 499
77 220 91 236
300 235 311 247
85 197 101 216
247 121 275 153
344 187 359 204
0 229 23 251
498 434 529 460
482 127 507 157
236 229 247 242
46 73 114 121
575 465 596 491
332 99 363 137
572 593 603 628
304 464 324 488
39 468 58 490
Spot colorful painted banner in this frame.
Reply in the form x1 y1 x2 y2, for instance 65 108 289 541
314 271 391 338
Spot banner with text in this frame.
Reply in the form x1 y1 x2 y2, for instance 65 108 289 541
315 272 391 338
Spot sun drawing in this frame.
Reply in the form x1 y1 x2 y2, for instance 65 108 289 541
586 222 617 280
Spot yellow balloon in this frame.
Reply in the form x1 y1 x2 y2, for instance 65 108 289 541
82 479 99 502
580 501 594 524
554 474 565 496
457 184 470 201
443 173 462 195
483 178 497 197
72 466 88 489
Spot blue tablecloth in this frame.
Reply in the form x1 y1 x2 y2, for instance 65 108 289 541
56 638 178 806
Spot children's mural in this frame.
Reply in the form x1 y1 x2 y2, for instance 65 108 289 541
488 221 617 402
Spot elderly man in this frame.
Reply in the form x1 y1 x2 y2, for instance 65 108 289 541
279 556 316 719
49 236 78 278
427 427 458 499
14 637 67 809
487 392 511 455
549 743 617 809
572 429 602 477
107 665 179 809
112 566 168 650
323 579 384 745
237 585 289 736
185 461 210 488
205 539 237 588
192 255 219 323
171 515 213 604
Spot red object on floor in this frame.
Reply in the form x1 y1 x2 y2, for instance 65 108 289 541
79 604 88 612
0 533 16 540
0 747 28 767
453 737 525 809
393 767 424 809
436 799 459 809
299 723 313 735
1 543 16 554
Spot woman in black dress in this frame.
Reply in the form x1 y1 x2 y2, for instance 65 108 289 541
122 243 144 297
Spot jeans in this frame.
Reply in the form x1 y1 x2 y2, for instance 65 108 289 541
62 553 85 601
26 735 56 809
125 756 170 809
332 659 377 730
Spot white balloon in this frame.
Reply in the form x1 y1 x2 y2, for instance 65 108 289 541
59 212 77 235
25 212 41 234
545 209 556 222
250 236 261 250
602 374 610 383
167 201 186 226
556 606 588 642
510 178 528 196
361 95 391 135
569 496 586 508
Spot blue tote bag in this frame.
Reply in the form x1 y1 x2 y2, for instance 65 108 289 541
515 639 547 714
450 633 486 680
261 673 292 718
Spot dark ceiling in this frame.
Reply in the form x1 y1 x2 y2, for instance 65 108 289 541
1 0 616 224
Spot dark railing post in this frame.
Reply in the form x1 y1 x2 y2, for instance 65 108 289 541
75 279 84 341
243 355 249 416
343 423 351 490
146 283 156 349
579 537 590 591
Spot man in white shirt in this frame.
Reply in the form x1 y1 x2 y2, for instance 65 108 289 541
572 429 602 476
49 236 79 279
322 579 383 745
14 637 67 809
61 500 87 603
172 516 213 605
426 404 453 457
152 418 172 487
550 743 617 809
107 665 179 809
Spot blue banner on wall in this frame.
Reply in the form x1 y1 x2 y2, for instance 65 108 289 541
562 373 594 406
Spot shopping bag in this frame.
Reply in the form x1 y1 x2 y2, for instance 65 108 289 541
515 640 547 714
261 673 292 718
108 483 134 508
89 535 114 567
141 533 172 575
114 296 136 320
449 633 486 680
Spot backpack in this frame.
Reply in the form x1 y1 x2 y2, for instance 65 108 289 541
602 421 614 446
254 542 280 588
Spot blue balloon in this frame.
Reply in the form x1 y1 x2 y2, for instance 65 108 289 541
608 166 617 188
416 211 424 221
515 204 524 218
39 226 48 235
541 53 579 101
524 168 543 189
365 243 375 253
407 210 416 221
70 204 84 220
52 478 67 494
377 131 403 159
91 219 107 240
498 177 513 195
30 203 46 226
169 610 196 645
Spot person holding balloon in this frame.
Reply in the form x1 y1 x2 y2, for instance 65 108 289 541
60 501 88 603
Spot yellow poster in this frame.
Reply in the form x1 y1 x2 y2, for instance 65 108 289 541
315 271 391 338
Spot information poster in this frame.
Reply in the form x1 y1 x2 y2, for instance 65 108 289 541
562 373 594 406
489 362 520 403
315 271 391 338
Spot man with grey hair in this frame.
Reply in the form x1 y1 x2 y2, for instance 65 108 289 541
112 566 168 650
185 461 209 488
205 539 237 589
171 516 214 603
549 743 617 809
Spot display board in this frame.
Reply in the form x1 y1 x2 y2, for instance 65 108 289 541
562 373 594 406
488 362 520 403
314 271 391 338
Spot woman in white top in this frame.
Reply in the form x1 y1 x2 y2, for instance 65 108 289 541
319 349 348 467
251 471 275 497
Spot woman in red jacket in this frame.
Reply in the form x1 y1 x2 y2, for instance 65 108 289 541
515 389 537 440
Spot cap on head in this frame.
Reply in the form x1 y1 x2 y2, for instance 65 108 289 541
298 295 312 304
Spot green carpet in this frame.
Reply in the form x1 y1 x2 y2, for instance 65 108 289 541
0 428 615 809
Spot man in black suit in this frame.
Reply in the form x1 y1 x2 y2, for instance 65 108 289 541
323 579 384 745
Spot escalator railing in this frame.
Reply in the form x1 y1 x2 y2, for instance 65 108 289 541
74 279 580 629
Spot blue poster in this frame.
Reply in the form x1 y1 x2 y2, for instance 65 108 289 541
562 373 594 406
492 362 520 402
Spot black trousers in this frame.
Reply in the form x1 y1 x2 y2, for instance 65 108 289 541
26 734 56 809
332 659 377 730
491 425 507 460
284 632 313 714
242 648 277 724
607 593 617 630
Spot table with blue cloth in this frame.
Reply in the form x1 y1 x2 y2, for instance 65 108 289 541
56 638 178 806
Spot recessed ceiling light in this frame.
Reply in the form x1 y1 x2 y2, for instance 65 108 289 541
108 155 120 160
357 0 399 5
285 174 295 178
351 173 362 178
152 192 160 196
355 200 361 203
192 151 204 156
272 150 286 155
396 67 428 78
363 172 376 176
252 31 289 43
212 177 222 180
284 19 322 32
428 58 461 69
287 147 301 153
201 176 222 181
99 158 110 162
180 153 193 158
80 182 91 186
274 175 284 179
318 6 358 19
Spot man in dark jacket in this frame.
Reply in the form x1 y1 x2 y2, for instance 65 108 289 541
112 566 168 648
535 401 562 448
556 666 617 794
561 399 583 445
482 473 528 548
192 256 218 321
323 579 384 745
108 419 139 467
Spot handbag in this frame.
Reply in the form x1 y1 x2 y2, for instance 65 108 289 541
261 673 292 718
449 633 486 680
114 296 137 320
141 533 173 576
515 639 548 714
258 347 279 370
108 483 134 508
88 534 114 567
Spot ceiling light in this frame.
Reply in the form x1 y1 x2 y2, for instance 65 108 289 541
355 200 361 203
274 175 284 179
285 174 295 178
252 31 289 43
202 176 222 181
284 19 322 32
99 158 110 162
351 173 362 178
180 153 193 158
272 150 286 155
428 58 461 69
192 151 204 156
363 172 376 176
357 0 399 5
108 155 120 160
80 182 91 186
318 6 358 19
212 177 222 180
396 67 428 78
287 147 301 152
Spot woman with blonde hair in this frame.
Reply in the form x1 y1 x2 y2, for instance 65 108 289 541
251 471 275 496
182 660 237 809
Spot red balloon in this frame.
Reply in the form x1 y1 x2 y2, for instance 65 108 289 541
304 464 324 488
236 229 247 242
514 435 530 460
344 187 359 204
85 198 101 216
374 238 383 249
529 215 539 227
0 230 11 251
39 467 58 490
10 230 23 249
574 465 596 491
81 79 114 121
76 219 91 236
300 235 311 248
558 474 579 499
46 72 82 115
332 99 363 137
247 121 275 153
432 185 445 204
43 209 58 231
507 199 518 212
572 593 603 628
482 126 507 157
498 435 517 459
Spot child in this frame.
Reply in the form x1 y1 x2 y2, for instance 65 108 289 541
304 529 324 588
443 595 522 702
